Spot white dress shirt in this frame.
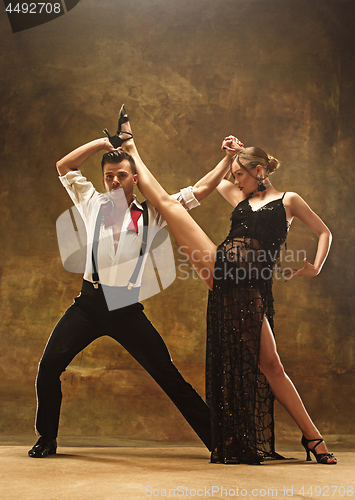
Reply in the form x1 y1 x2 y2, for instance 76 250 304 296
59 170 199 288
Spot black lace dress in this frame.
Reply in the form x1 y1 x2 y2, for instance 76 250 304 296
206 194 289 464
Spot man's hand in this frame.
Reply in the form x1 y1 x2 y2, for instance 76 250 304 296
102 137 118 152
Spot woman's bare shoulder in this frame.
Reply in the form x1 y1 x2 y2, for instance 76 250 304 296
283 191 306 205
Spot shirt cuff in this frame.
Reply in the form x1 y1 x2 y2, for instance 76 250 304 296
172 186 200 210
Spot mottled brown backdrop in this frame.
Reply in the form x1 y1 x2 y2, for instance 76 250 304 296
0 0 354 447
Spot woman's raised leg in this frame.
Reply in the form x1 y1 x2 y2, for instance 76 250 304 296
121 116 217 289
259 316 336 463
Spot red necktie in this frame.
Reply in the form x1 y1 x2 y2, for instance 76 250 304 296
127 205 143 233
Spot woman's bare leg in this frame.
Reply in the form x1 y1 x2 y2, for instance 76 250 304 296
259 317 336 463
121 119 217 289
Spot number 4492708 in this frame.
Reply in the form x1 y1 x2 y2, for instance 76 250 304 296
299 486 353 496
5 3 62 14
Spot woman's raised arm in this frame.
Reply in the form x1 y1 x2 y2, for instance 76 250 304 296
192 136 243 201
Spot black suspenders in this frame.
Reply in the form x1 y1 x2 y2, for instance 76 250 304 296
91 205 103 287
127 201 148 289
91 201 148 290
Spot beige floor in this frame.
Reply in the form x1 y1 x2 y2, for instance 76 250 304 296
0 439 353 500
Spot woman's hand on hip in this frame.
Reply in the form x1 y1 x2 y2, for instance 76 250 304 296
284 258 319 280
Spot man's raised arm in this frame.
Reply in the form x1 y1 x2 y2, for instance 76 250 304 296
56 138 115 176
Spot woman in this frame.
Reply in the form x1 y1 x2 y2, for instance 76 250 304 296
115 110 336 465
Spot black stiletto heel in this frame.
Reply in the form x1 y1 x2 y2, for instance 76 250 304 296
301 435 337 464
103 104 133 148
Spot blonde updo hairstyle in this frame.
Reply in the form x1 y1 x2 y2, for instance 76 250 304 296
236 146 280 176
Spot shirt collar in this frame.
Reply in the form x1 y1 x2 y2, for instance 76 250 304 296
130 194 143 211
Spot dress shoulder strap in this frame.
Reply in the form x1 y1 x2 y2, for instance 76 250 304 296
281 192 287 200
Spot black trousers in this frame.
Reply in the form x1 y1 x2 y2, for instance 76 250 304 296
35 280 212 450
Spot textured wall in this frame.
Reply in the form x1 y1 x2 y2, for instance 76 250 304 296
0 0 354 445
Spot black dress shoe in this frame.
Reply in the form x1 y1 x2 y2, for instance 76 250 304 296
28 436 57 458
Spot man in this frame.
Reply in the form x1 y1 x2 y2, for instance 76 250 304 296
28 135 212 457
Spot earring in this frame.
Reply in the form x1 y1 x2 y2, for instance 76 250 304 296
257 174 266 192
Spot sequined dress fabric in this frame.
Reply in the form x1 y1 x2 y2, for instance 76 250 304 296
206 195 288 464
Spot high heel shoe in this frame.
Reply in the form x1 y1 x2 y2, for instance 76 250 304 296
103 104 133 148
301 435 337 464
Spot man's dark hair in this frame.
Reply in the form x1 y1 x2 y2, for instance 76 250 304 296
101 150 137 175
